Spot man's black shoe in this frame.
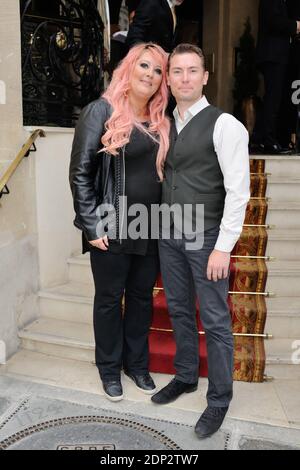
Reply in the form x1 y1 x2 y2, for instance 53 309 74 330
151 378 198 404
102 380 123 402
125 372 156 395
195 406 228 439
264 143 291 155
249 143 265 155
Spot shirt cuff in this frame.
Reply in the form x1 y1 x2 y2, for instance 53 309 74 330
214 232 239 253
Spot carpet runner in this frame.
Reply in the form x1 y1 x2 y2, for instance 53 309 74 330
150 159 269 382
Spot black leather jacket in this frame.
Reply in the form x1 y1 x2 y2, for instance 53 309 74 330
69 98 125 244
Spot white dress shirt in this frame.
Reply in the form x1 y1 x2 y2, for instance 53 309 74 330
173 96 250 253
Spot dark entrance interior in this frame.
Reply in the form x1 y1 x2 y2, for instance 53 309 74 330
176 0 203 47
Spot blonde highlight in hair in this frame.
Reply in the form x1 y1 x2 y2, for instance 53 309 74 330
101 43 170 181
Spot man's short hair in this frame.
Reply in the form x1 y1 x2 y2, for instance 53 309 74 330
168 43 207 71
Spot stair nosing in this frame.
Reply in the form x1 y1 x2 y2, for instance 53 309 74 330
267 177 300 183
268 202 300 210
19 318 93 349
39 290 93 304
20 331 93 350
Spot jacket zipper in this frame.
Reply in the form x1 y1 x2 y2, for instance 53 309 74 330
119 145 126 244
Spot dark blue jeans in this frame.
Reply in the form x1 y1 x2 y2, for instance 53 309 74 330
159 226 233 407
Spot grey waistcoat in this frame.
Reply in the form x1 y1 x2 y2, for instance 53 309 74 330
162 105 226 232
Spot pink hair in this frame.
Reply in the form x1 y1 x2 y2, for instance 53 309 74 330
101 43 170 181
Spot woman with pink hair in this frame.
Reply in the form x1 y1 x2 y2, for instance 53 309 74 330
70 43 170 401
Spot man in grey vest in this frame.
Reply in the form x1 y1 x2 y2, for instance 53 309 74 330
151 44 250 439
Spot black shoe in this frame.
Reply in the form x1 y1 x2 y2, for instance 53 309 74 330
249 143 265 155
195 406 228 439
151 378 198 404
264 143 291 155
102 380 123 402
125 372 156 395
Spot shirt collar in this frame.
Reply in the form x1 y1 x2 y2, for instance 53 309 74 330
166 0 173 9
173 95 210 122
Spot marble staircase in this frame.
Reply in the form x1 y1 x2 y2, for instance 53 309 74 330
3 155 300 383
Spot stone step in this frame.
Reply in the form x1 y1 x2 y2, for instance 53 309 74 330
18 318 299 382
67 255 300 297
266 177 300 203
265 297 300 339
266 202 300 229
67 254 93 285
252 155 300 177
264 364 300 380
266 296 300 312
266 312 300 339
19 317 95 363
69 255 300 296
266 229 300 260
39 273 300 336
265 338 299 366
39 281 93 323
68 231 300 272
5 343 298 384
4 350 300 430
266 260 300 297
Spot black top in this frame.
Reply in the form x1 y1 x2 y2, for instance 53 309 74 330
126 0 140 14
256 0 297 65
108 124 161 256
125 0 175 53
287 0 300 66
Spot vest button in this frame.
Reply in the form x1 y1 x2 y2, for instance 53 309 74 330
172 186 177 190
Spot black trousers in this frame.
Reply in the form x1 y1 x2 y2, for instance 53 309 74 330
90 248 159 381
260 61 288 146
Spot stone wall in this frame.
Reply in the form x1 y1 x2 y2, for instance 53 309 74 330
0 0 39 360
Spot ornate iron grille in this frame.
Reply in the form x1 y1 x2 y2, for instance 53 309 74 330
20 0 105 127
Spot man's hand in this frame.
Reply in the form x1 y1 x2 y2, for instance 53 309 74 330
207 249 231 282
89 235 109 251
297 21 300 35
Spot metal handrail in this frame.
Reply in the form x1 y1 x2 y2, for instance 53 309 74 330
0 129 46 198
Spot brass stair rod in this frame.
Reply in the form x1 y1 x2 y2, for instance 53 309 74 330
153 287 275 297
150 327 273 339
250 197 270 200
231 255 275 260
243 224 275 228
230 291 274 296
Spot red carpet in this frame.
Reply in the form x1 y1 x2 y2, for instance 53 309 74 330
149 159 268 382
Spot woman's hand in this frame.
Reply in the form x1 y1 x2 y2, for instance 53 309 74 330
89 235 109 251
